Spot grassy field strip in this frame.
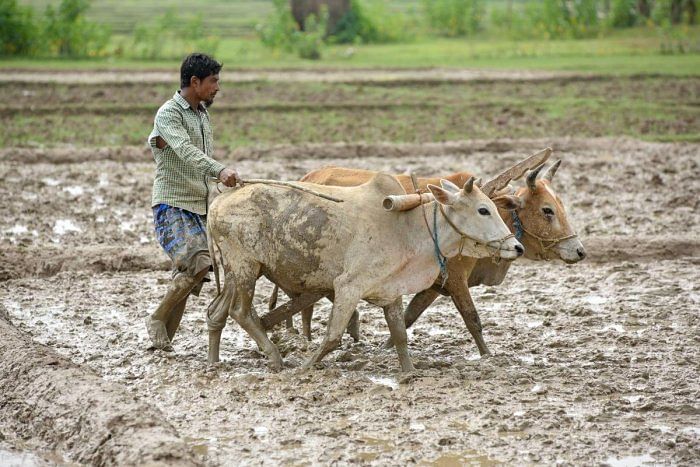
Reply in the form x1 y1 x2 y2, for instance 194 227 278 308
0 68 590 84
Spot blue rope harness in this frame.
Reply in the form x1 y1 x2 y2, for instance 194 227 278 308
432 203 448 285
511 210 524 241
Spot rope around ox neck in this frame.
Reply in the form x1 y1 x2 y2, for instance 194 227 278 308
511 210 577 254
438 204 516 261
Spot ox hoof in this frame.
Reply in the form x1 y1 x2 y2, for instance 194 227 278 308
269 359 284 373
145 317 172 350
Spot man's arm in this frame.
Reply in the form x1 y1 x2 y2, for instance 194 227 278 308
155 106 226 179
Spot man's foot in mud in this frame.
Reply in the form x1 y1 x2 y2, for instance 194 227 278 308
145 316 172 350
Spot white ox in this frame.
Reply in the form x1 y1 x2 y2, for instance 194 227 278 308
206 173 523 371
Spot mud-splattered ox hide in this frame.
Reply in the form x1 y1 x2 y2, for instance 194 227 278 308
290 162 585 355
206 173 523 371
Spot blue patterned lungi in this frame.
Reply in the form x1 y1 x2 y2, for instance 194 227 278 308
153 204 211 295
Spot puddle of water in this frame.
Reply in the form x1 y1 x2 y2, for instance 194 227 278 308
253 426 268 436
355 436 394 461
426 327 449 336
526 320 543 329
63 186 84 196
585 295 607 305
410 423 426 432
53 219 82 236
425 451 498 466
622 395 643 404
602 324 625 333
681 426 700 436
120 221 134 232
518 355 535 365
605 454 654 466
5 225 28 235
367 375 399 390
0 449 45 467
42 178 61 186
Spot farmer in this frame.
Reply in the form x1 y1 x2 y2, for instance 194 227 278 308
145 52 242 350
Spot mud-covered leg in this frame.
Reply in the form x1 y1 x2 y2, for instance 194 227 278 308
303 289 360 369
147 268 207 350
231 265 284 371
165 296 187 342
383 298 414 372
384 288 440 349
165 267 208 342
346 310 360 342
451 288 491 356
270 285 297 334
301 304 314 341
207 272 236 363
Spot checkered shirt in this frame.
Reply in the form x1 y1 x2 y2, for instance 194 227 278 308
149 91 226 215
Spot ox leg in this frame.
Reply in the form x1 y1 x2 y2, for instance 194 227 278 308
303 290 360 369
301 304 314 341
384 288 440 349
207 272 236 363
451 288 491 356
146 267 208 350
233 272 284 372
383 298 414 372
347 310 360 342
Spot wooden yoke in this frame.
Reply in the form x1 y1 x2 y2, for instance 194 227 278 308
481 148 552 198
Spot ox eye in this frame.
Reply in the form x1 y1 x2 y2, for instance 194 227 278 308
543 207 554 216
478 208 490 216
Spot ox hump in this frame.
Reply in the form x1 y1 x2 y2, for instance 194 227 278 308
364 172 406 197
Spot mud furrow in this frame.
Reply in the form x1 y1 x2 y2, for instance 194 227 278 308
1 236 698 281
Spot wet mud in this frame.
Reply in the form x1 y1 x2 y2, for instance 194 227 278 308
1 138 699 465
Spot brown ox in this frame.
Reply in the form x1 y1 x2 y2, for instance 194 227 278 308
276 160 586 355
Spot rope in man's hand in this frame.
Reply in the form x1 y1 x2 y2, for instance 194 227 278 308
211 177 344 203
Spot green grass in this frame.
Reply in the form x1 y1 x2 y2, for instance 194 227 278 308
3 31 699 75
1 76 697 148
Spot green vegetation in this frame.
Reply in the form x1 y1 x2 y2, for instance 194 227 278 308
5 0 698 63
3 31 699 75
2 0 109 57
1 76 696 149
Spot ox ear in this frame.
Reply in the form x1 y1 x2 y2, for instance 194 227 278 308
440 178 461 193
492 195 524 211
428 184 457 205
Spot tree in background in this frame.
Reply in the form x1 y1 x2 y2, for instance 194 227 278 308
0 0 108 57
422 0 484 37
0 0 39 56
44 0 109 57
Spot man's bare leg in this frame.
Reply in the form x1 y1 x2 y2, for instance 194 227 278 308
147 267 208 349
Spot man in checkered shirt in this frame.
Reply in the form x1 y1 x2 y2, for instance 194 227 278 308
145 53 242 350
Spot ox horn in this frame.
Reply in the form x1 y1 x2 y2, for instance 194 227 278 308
543 159 561 182
475 177 482 188
463 176 476 194
526 163 545 191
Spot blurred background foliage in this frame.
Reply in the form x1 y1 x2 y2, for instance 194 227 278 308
1 0 698 60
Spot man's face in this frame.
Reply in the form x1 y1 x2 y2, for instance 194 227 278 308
193 73 220 107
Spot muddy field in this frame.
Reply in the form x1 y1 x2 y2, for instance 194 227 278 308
1 134 699 465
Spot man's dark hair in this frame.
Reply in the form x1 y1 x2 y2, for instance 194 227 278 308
180 53 222 88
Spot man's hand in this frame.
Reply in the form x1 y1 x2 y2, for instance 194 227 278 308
218 167 243 187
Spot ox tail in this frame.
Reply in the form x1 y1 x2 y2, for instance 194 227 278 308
206 216 221 296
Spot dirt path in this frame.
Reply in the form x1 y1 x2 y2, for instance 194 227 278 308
1 138 698 465
0 68 591 85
